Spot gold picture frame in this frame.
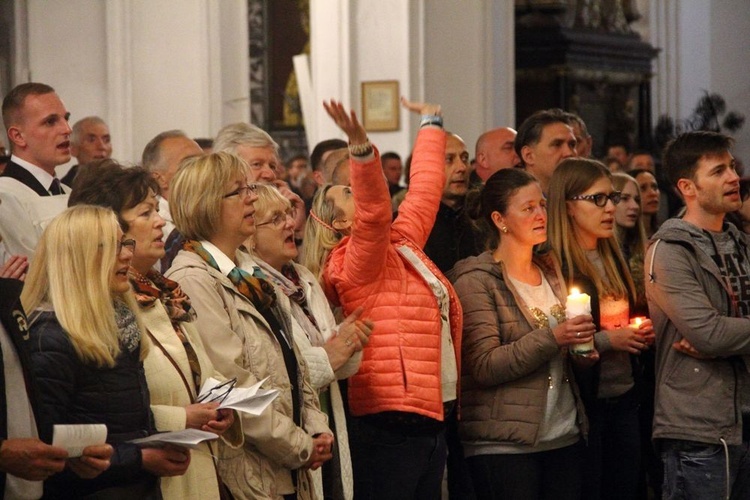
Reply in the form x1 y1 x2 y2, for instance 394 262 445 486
361 80 400 131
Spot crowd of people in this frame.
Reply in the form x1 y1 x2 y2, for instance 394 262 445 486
0 80 749 500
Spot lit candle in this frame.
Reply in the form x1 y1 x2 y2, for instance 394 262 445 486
567 287 593 354
628 316 646 330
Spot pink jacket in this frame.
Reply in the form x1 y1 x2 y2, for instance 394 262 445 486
323 128 462 420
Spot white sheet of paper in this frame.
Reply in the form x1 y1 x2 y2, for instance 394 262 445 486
198 376 279 415
52 424 107 458
129 429 219 449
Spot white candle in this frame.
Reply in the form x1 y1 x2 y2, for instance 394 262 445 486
567 287 593 354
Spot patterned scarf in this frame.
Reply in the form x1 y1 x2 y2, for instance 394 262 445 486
128 267 203 392
114 299 141 354
129 268 195 323
183 240 277 313
257 260 325 346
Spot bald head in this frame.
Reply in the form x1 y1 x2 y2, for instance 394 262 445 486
474 127 519 182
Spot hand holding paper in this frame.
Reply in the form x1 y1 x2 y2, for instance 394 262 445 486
198 377 279 416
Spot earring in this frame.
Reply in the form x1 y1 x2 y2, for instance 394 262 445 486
501 226 508 234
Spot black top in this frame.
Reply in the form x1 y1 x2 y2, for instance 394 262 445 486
27 311 156 498
1 161 51 196
423 201 484 274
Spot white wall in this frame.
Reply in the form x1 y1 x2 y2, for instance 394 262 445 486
710 0 750 166
310 0 514 158
20 0 248 165
644 0 750 164
424 0 515 153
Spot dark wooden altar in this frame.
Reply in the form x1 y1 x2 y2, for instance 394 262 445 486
515 0 659 158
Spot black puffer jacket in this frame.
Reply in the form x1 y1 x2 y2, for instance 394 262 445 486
27 310 157 499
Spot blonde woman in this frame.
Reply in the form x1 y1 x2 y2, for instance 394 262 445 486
612 173 648 313
302 99 462 499
612 173 662 497
69 162 242 500
250 184 372 500
631 169 661 238
166 152 332 500
547 158 653 500
22 205 190 499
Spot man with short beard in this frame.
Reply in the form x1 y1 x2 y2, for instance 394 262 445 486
646 131 750 499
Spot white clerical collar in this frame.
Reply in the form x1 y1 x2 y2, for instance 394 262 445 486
10 155 57 191
199 241 259 276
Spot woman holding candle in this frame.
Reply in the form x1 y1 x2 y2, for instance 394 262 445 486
612 172 661 499
548 158 654 500
449 168 596 500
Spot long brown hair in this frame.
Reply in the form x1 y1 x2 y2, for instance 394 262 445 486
547 158 636 300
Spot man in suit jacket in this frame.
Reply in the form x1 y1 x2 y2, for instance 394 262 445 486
0 83 72 261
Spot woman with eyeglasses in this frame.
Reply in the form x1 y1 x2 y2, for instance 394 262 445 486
448 168 595 499
165 152 333 500
249 184 372 500
547 158 654 500
68 161 240 500
21 205 191 498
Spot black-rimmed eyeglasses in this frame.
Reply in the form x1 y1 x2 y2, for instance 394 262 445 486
568 192 622 207
196 377 237 405
223 184 258 199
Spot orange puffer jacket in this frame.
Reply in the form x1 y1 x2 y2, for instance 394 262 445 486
323 127 462 421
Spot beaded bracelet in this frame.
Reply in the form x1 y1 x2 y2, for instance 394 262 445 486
349 139 374 157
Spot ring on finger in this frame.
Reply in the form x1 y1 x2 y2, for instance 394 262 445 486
576 332 581 338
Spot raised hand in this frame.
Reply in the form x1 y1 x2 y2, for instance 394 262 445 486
400 97 442 117
323 100 367 145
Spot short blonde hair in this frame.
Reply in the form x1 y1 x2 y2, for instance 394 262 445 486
21 205 146 367
170 151 248 241
253 183 291 222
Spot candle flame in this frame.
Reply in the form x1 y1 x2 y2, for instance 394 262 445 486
570 287 580 296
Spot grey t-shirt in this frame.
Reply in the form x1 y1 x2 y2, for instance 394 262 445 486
695 229 750 417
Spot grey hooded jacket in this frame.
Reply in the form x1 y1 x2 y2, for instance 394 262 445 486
645 218 750 445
